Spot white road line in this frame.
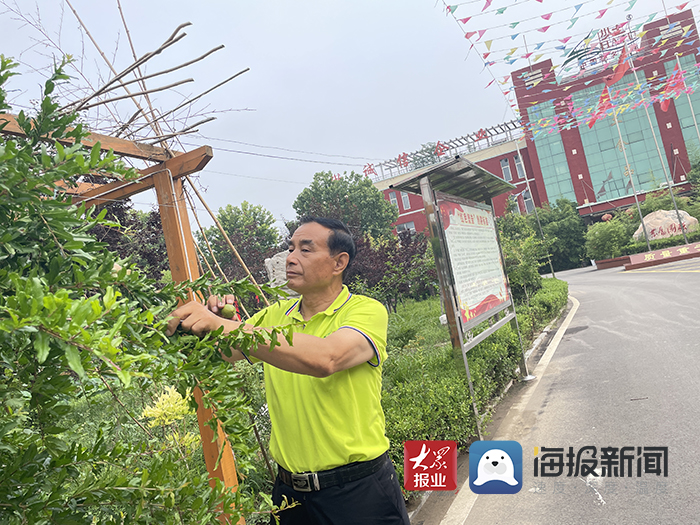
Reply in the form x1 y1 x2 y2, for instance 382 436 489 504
438 296 581 525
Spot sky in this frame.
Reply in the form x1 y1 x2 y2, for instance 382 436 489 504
0 0 691 234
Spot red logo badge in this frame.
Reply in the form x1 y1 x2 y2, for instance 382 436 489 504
404 440 458 491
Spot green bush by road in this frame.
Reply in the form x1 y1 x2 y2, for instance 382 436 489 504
382 277 569 484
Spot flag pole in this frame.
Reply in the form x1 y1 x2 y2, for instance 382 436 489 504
661 0 700 146
627 43 672 185
612 106 652 251
627 42 688 243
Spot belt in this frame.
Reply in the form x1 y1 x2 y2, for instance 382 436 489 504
277 452 388 492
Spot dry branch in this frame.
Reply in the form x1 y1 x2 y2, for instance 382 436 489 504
146 117 216 146
184 176 270 307
79 78 194 111
128 69 249 138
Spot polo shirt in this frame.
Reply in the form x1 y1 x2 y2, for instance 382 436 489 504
246 285 390 473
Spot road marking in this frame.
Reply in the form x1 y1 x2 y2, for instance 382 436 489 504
439 296 581 525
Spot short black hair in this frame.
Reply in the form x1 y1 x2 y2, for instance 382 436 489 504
299 216 356 273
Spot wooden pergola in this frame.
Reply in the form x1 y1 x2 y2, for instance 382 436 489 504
2 113 243 523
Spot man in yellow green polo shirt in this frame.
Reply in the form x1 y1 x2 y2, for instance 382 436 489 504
167 217 410 525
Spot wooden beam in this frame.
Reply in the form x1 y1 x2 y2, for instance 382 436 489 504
152 161 243 524
0 112 178 161
154 175 200 287
72 145 213 208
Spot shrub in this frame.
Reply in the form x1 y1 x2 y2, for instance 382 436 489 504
497 213 547 304
382 279 569 484
585 217 631 260
621 228 700 255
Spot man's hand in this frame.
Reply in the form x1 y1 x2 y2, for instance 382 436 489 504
207 294 237 316
165 301 239 337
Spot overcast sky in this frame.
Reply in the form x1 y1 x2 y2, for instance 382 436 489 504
0 0 688 233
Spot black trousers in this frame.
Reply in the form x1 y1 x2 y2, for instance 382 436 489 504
270 457 410 525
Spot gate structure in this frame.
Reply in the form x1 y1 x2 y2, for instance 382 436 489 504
391 156 535 440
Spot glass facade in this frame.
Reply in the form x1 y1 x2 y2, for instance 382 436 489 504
664 54 700 160
528 101 576 202
575 73 667 203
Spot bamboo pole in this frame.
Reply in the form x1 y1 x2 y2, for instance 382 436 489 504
184 175 270 306
183 188 252 319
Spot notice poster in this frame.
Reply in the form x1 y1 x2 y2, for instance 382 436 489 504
437 193 509 330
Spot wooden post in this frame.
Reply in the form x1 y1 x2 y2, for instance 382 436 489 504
148 155 244 524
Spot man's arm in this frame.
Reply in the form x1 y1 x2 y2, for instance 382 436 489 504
165 301 375 377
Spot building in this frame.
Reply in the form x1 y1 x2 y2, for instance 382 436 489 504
373 10 697 232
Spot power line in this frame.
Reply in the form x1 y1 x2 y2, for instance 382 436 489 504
201 169 308 185
196 134 383 162
180 141 361 167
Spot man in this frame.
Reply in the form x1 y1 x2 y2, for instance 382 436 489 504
166 217 410 525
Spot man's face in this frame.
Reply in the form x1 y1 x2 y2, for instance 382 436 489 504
286 222 345 294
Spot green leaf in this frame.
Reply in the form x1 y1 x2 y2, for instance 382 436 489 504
116 369 131 388
35 330 50 363
64 345 85 378
90 142 101 168
63 240 84 250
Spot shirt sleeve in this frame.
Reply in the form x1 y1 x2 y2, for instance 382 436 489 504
238 304 279 364
337 297 388 367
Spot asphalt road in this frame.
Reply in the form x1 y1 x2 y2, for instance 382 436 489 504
412 258 700 525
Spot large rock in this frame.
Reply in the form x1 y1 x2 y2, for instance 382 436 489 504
633 209 699 241
264 251 299 298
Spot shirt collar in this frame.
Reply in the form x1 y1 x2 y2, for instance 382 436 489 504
286 285 352 320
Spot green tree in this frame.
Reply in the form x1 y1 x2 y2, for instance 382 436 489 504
292 171 398 239
0 57 287 524
585 217 631 260
497 212 547 305
529 199 587 272
89 201 169 282
197 201 281 283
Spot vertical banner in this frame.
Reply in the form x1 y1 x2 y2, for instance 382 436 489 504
436 191 511 333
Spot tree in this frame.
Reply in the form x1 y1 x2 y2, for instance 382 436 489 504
196 201 281 283
497 212 547 305
292 171 398 239
346 231 437 312
89 201 169 282
528 199 587 272
585 217 632 260
0 58 286 524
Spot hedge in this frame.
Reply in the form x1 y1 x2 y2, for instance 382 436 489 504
382 278 569 484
